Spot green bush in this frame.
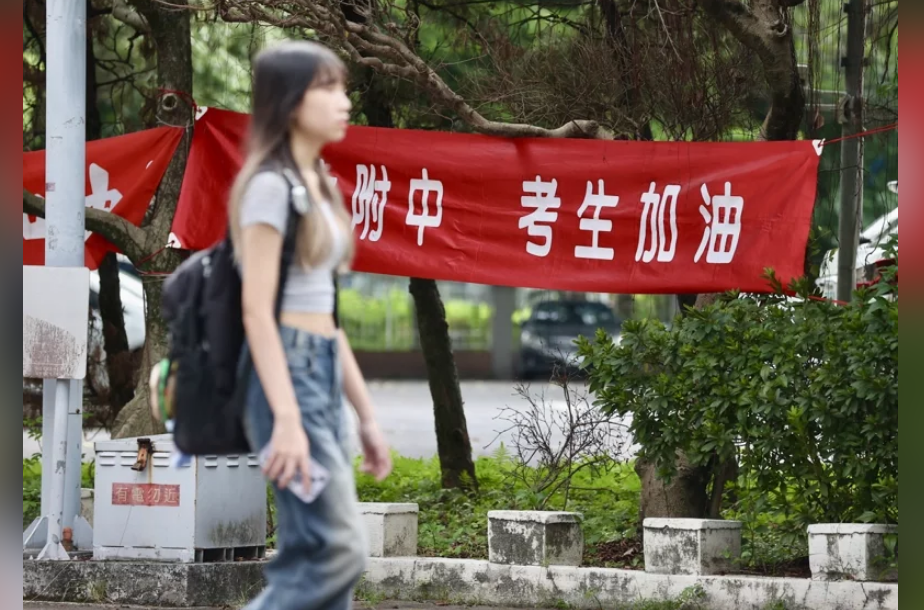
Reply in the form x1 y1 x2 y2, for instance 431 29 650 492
339 287 417 351
23 457 41 528
576 248 898 535
338 287 495 351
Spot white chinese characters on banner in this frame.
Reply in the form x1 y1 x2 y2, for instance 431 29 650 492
575 180 619 261
406 169 443 247
351 164 391 242
696 182 744 264
520 177 561 258
636 182 681 264
23 163 124 242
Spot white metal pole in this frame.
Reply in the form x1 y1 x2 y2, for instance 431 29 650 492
37 381 72 560
38 0 87 561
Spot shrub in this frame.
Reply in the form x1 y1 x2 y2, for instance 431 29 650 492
576 246 898 534
23 457 41 528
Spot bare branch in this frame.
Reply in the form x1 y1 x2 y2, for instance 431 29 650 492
693 0 767 60
110 0 152 33
23 189 147 260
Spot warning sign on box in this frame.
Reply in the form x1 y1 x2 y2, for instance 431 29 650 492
111 483 180 507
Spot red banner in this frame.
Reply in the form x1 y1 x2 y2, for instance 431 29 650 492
23 127 184 270
175 109 821 294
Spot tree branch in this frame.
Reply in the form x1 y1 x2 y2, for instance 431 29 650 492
693 0 805 140
694 0 768 60
219 0 614 140
23 189 147 260
110 0 152 33
110 0 151 34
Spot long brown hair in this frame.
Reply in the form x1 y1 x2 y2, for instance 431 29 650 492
228 40 353 272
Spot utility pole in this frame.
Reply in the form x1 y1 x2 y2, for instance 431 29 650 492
23 0 90 561
837 0 867 303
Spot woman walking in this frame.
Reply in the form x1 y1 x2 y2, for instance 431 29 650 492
230 40 393 610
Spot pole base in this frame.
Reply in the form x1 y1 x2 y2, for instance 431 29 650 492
36 540 71 561
24 516 94 554
72 516 93 551
23 517 48 552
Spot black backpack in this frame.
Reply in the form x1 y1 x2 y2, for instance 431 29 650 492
160 167 303 456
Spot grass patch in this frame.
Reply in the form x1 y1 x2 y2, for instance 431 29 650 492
355 451 642 565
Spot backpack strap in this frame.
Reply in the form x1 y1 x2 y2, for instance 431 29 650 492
278 166 342 330
332 273 340 329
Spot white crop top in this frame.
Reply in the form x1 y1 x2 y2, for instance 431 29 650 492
238 171 347 314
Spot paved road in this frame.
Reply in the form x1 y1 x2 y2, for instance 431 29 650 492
23 380 637 462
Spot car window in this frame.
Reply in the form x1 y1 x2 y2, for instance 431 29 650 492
573 303 617 326
532 302 617 326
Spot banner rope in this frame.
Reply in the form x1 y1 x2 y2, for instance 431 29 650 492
823 122 898 146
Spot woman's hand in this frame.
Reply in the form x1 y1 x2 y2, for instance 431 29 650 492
359 420 392 482
264 416 311 490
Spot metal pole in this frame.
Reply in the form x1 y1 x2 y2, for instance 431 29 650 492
836 0 867 303
37 382 72 560
39 0 87 561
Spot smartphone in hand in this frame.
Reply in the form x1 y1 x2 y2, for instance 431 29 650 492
258 445 331 504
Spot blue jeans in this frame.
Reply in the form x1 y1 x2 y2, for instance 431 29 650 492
242 326 368 610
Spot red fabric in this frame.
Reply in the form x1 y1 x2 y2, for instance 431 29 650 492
23 127 184 269
175 108 821 294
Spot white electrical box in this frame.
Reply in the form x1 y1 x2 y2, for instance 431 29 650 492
93 434 267 563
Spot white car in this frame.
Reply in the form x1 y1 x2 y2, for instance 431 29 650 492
816 181 897 299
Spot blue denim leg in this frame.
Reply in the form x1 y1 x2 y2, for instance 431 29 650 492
242 327 368 610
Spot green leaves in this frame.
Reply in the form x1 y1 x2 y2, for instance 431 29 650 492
581 254 898 531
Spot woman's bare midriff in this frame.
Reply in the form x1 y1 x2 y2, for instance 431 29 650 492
280 311 339 339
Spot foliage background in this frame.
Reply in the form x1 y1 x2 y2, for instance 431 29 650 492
577 239 898 564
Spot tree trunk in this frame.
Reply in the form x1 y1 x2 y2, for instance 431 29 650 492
410 278 478 491
112 250 185 439
112 0 193 439
634 0 809 526
615 294 636 321
636 454 710 524
676 294 699 315
341 0 479 491
97 253 135 420
86 3 137 426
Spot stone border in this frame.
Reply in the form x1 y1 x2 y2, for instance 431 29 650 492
361 558 898 610
23 557 898 610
